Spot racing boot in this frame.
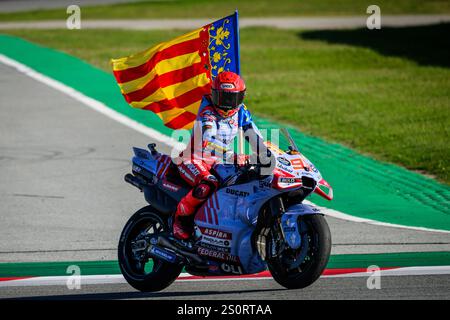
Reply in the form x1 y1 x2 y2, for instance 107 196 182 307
172 189 203 240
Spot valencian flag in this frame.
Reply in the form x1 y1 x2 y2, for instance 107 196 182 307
111 11 241 130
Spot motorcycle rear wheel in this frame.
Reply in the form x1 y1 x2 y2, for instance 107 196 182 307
267 214 331 289
118 206 182 292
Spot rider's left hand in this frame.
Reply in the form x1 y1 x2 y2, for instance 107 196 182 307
235 154 250 167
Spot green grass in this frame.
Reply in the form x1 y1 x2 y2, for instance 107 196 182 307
1 0 450 21
1 25 449 184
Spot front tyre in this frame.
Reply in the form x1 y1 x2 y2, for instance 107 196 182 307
118 206 182 292
268 214 331 289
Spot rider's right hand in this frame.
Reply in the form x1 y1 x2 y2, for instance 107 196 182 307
236 154 250 167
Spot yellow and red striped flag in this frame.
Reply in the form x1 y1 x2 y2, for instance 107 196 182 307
111 12 241 130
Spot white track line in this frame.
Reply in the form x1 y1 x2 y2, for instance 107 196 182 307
2 266 450 287
303 200 450 234
0 54 183 151
0 274 125 287
0 54 449 234
326 266 450 278
0 273 267 287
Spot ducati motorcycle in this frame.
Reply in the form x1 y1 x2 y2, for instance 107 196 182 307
118 128 333 291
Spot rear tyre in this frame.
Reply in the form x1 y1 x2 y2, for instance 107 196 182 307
268 214 331 289
118 206 182 292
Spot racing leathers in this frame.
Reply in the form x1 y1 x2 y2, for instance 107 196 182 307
172 95 266 240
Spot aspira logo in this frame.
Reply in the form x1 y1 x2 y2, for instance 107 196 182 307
226 188 250 197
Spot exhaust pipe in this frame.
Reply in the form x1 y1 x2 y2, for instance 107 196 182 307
124 173 144 191
156 236 204 265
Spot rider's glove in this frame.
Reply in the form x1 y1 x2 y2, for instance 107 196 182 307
235 154 250 167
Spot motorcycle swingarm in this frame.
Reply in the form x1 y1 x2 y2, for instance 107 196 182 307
147 236 206 267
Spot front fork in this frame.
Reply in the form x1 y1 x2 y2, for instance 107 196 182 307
255 197 285 261
256 196 319 262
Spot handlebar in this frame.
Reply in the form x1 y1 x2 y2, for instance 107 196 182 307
236 159 274 183
221 150 275 187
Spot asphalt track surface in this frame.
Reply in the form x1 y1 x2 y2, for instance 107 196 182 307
1 275 450 300
0 62 449 299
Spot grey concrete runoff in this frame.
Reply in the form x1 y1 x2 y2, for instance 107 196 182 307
0 15 449 30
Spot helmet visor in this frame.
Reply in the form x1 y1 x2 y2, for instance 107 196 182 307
212 89 245 109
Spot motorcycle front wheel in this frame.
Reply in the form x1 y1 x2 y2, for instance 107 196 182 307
118 206 182 292
267 214 331 289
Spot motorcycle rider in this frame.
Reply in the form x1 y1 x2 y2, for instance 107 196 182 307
172 71 268 240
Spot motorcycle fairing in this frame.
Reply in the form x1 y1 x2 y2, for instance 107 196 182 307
132 147 152 160
272 149 321 180
268 145 333 200
132 148 159 178
131 149 191 214
132 147 173 180
194 179 281 275
314 178 333 201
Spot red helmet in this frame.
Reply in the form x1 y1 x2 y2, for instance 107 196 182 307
211 71 246 117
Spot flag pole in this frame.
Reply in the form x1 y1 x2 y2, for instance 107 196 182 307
235 9 244 161
234 9 241 75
